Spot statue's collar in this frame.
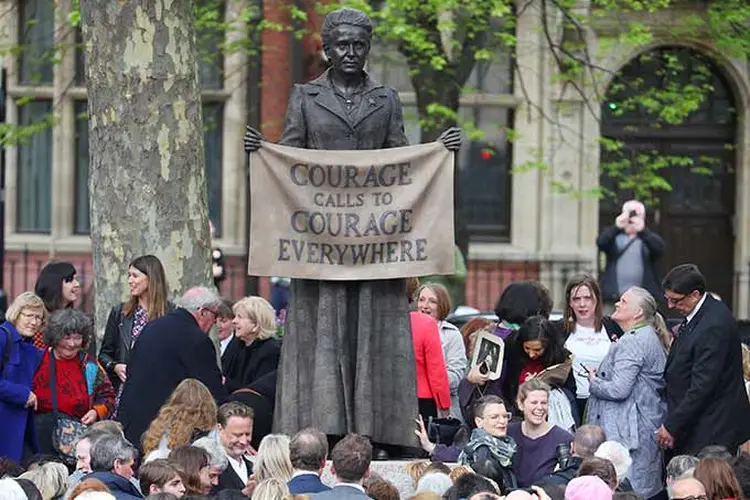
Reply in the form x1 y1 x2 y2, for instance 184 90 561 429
309 68 383 93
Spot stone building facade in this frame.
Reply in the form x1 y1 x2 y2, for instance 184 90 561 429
1 0 748 316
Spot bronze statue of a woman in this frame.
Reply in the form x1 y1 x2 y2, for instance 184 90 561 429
244 7 461 448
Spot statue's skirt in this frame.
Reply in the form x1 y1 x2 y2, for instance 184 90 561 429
274 278 419 447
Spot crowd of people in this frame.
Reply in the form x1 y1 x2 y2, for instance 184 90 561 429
0 245 749 500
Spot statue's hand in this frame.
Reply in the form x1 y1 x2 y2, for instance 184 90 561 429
438 127 462 151
244 126 265 153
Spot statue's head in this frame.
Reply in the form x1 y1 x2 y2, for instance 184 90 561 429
321 8 373 76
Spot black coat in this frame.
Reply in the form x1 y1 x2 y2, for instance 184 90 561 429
213 456 253 493
221 335 243 375
224 337 280 393
117 308 228 449
664 295 750 454
231 370 277 450
596 226 665 303
99 302 175 390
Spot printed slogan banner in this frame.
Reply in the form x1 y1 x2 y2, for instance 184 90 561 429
248 142 456 280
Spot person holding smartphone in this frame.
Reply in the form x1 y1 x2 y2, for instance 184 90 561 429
596 200 666 313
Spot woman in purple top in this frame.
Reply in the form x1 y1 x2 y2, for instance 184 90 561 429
459 282 554 424
507 379 573 487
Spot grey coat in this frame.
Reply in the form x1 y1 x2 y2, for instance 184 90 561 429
273 69 419 446
587 324 667 499
312 484 371 500
439 320 468 422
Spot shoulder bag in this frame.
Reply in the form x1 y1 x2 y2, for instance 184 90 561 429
49 350 89 466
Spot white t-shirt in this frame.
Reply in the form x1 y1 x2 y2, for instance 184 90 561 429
565 324 612 399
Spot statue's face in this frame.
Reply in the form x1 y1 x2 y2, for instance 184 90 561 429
326 24 370 75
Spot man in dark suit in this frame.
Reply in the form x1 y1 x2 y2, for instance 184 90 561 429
214 402 254 495
117 287 228 449
288 428 331 494
312 434 372 500
656 264 750 455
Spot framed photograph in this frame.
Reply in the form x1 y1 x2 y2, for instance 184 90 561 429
470 332 505 381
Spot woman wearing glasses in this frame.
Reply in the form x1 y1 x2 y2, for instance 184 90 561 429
0 292 47 461
586 286 669 499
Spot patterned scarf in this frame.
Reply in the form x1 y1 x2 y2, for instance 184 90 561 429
458 428 517 467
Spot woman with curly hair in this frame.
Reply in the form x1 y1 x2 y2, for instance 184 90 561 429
32 310 115 459
141 379 218 459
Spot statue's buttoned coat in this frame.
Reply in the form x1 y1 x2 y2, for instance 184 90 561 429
273 69 419 446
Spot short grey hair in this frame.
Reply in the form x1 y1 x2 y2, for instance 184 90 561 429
666 455 699 482
44 309 94 350
90 434 138 473
19 462 68 499
290 427 328 471
192 437 229 473
321 8 373 48
595 441 632 483
177 286 221 313
416 472 453 496
574 425 606 458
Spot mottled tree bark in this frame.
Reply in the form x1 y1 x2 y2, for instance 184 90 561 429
81 0 213 342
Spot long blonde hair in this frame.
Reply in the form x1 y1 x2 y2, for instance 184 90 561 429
254 434 293 482
141 379 217 455
627 286 672 351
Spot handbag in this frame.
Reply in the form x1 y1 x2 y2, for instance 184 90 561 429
427 416 462 445
49 350 89 465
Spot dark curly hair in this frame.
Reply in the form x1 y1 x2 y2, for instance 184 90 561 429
43 309 93 350
494 281 553 325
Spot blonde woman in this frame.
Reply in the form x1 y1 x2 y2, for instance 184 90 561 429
253 478 291 500
141 379 218 459
0 292 47 461
19 461 68 500
254 434 293 482
225 296 281 392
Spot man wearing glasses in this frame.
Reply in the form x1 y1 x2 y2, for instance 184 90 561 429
656 264 750 456
118 286 229 450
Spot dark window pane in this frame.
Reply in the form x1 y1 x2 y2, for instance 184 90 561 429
203 102 223 235
17 100 53 232
459 108 513 241
195 0 225 89
74 101 89 234
19 0 55 85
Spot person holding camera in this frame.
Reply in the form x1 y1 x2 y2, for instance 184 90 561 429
596 200 665 312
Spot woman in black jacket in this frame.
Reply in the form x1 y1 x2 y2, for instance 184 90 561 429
458 395 517 495
99 255 171 398
224 296 281 393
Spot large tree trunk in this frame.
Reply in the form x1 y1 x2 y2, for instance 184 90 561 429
81 0 213 343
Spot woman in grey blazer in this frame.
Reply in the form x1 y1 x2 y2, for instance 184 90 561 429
586 286 668 499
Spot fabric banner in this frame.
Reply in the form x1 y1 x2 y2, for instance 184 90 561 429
248 141 456 280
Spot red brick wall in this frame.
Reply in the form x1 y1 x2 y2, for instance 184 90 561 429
2 251 255 311
464 260 541 311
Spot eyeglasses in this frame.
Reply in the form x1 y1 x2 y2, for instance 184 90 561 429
20 311 44 323
201 308 218 321
672 495 708 500
665 293 690 305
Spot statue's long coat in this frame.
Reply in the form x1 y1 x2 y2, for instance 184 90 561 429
273 69 419 446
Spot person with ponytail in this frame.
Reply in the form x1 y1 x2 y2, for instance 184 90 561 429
586 286 668 500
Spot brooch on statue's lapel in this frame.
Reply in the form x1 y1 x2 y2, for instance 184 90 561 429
368 97 376 107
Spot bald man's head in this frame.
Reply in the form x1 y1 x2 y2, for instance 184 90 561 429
669 478 706 499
